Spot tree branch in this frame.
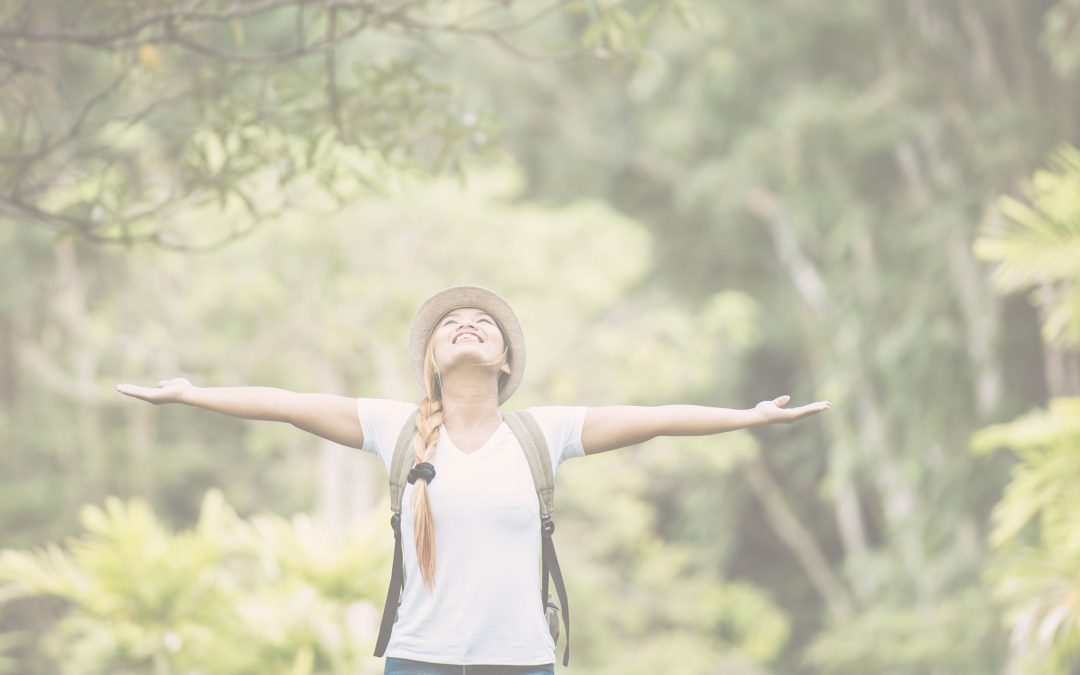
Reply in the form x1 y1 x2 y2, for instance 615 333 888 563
743 453 855 620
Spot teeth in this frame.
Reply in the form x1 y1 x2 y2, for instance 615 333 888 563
455 334 479 343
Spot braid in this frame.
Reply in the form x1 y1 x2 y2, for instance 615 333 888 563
411 393 443 592
411 334 445 592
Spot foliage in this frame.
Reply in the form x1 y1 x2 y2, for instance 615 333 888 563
803 590 1004 675
556 434 785 674
3 0 1080 673
1042 0 1080 77
0 489 392 674
971 398 1080 674
0 0 684 249
976 144 1080 347
968 143 1080 672
0 630 23 674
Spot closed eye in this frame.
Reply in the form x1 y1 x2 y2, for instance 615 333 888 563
443 316 494 326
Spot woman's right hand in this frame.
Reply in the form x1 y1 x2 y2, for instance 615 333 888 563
115 378 194 405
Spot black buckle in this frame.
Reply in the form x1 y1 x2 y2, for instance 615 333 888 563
541 518 555 536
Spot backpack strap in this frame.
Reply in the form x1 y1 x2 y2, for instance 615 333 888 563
389 409 420 516
504 410 571 668
503 410 554 518
373 408 420 658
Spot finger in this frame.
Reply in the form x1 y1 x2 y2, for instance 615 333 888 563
158 379 168 387
775 395 791 406
117 384 152 398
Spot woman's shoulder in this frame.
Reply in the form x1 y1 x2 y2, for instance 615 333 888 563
356 397 419 421
519 405 588 433
518 405 588 464
521 403 588 418
356 397 420 412
354 398 421 458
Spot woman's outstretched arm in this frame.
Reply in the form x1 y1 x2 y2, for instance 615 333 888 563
115 378 365 449
580 395 830 456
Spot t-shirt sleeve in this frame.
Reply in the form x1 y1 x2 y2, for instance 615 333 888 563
525 405 589 473
355 397 419 473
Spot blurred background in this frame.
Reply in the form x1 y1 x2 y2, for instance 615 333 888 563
1 1 1079 673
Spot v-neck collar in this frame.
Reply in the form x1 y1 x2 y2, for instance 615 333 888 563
441 418 507 458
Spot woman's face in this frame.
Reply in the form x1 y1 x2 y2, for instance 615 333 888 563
431 307 511 381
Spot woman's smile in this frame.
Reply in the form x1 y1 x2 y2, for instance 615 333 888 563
452 330 483 344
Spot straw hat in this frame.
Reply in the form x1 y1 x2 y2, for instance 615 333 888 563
408 285 526 404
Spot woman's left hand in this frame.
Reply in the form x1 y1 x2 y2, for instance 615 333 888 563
755 395 830 424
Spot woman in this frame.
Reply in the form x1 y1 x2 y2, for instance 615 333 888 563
116 284 830 674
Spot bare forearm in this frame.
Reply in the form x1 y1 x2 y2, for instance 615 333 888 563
654 404 768 436
181 385 298 422
582 397 825 455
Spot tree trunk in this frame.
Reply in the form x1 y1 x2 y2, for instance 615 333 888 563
743 453 855 619
1036 282 1080 397
54 239 106 501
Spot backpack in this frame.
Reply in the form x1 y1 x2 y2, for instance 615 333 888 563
372 410 573 667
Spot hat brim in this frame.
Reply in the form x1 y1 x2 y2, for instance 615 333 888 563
408 285 525 405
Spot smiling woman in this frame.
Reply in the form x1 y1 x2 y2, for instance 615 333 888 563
115 284 830 673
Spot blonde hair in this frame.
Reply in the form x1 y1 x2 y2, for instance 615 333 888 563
411 312 511 591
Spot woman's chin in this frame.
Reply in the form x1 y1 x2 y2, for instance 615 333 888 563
438 356 499 376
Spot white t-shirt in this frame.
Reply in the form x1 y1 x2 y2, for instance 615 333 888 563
355 397 588 665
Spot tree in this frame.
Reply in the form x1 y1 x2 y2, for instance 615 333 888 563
0 0 683 250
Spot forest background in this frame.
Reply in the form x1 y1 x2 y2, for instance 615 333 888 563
2 1 1080 673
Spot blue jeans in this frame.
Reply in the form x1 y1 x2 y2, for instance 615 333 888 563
384 656 555 674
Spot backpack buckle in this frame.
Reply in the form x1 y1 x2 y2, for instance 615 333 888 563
391 513 401 530
541 518 555 536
